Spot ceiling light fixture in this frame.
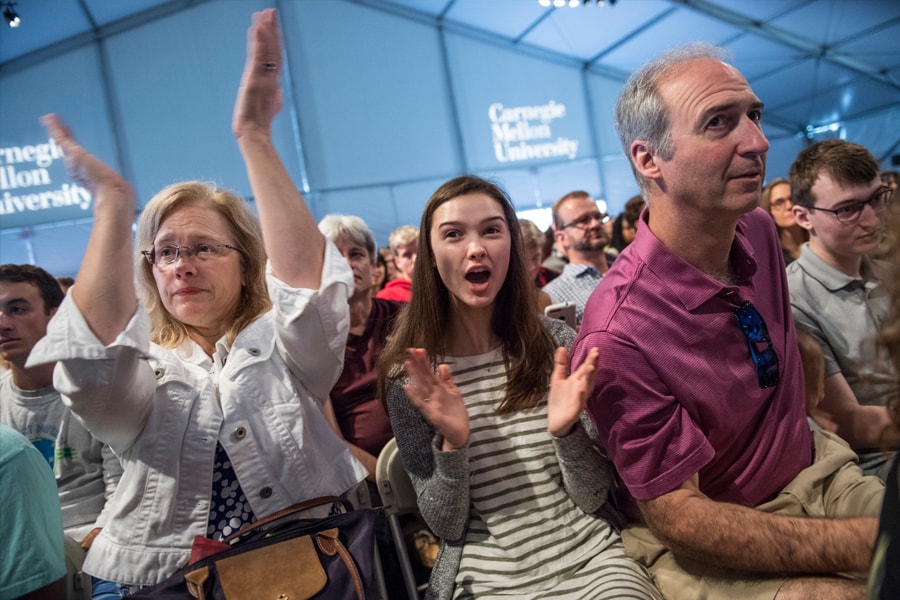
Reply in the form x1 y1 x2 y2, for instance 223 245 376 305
3 2 20 28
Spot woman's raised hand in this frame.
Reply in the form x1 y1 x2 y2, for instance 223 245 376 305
40 114 134 210
403 349 470 451
232 8 284 140
40 114 137 344
547 347 599 437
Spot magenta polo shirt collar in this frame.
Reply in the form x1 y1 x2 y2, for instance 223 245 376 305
632 208 760 312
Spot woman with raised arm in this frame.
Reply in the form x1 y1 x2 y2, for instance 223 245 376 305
29 9 365 592
377 175 662 600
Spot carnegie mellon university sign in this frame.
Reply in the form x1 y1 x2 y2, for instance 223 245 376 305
0 138 93 229
489 100 579 164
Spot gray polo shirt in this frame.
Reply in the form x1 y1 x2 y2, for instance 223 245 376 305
787 243 897 477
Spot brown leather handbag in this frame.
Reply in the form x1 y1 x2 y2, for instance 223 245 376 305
131 496 380 600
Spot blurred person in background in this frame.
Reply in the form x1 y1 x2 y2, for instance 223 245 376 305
372 249 388 296
880 170 897 192
761 177 808 265
543 191 611 325
318 214 401 481
379 247 397 283
377 226 418 302
609 194 646 254
319 213 419 599
56 276 75 295
519 219 554 312
868 175 900 599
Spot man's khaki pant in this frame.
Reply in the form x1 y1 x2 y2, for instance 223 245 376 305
622 430 885 600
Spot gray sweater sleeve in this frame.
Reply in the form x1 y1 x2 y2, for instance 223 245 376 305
542 316 614 514
552 424 613 513
385 378 471 542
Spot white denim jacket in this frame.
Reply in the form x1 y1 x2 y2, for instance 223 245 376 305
28 242 368 586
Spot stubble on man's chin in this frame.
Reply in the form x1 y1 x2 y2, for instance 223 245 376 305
574 237 608 253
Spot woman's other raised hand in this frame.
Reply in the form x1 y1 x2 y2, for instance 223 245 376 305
547 347 598 437
232 8 283 141
403 348 470 451
40 114 134 212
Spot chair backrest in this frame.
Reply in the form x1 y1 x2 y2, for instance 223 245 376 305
64 535 92 600
375 438 419 517
345 479 374 510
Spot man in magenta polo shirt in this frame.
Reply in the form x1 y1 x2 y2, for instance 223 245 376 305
570 43 884 600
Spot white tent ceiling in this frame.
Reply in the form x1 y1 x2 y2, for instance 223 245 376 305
2 0 898 162
1 0 898 278
370 0 900 163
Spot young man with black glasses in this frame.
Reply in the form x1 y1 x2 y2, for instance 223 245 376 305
787 139 898 480
570 44 884 600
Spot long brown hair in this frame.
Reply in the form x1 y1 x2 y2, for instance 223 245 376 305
377 175 556 414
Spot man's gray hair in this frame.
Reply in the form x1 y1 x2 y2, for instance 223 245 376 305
614 43 731 197
318 214 377 264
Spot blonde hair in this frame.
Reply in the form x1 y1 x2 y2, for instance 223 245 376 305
389 225 419 253
135 182 271 348
519 219 544 249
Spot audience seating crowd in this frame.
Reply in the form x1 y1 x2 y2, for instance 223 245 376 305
2 14 898 600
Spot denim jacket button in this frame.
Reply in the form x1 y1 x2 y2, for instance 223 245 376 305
260 486 273 498
234 427 247 440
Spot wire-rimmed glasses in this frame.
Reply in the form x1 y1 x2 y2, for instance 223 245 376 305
141 242 238 268
560 211 610 230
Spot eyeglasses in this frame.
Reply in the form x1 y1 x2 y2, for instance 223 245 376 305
769 197 792 210
142 242 238 267
560 211 609 230
734 301 780 389
805 186 891 224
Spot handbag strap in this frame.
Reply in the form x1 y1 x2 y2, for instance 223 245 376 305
222 495 355 545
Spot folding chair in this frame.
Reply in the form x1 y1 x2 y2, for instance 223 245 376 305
375 438 425 600
64 535 92 600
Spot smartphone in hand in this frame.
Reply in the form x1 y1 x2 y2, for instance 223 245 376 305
544 301 577 330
